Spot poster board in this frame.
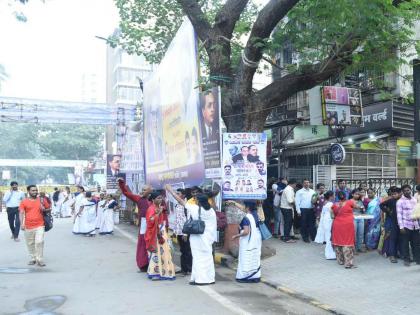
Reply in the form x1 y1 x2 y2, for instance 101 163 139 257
221 133 267 200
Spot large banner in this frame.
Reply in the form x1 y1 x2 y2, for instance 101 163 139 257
222 133 267 200
143 18 205 187
199 87 221 179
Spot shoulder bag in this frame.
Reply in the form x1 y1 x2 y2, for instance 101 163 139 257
40 197 53 232
182 206 205 235
259 221 272 241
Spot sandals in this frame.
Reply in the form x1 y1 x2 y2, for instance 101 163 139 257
28 260 36 265
345 265 357 269
37 261 46 267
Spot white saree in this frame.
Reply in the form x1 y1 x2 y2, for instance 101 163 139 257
99 200 116 235
315 201 336 260
96 199 106 229
74 198 97 235
236 213 262 282
187 204 217 284
60 192 74 218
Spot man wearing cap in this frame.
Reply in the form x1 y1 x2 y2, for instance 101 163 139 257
3 181 26 241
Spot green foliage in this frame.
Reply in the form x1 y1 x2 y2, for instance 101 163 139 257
272 0 420 75
0 123 104 184
115 0 419 82
112 0 258 66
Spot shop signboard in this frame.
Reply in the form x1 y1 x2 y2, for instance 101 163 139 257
222 133 267 200
321 86 363 127
293 125 329 142
330 143 346 164
143 18 205 187
345 101 393 135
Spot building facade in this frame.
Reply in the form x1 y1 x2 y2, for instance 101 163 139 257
266 23 420 190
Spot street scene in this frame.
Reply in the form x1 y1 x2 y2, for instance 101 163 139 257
1 0 420 314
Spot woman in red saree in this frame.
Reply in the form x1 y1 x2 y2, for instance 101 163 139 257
331 191 358 269
145 192 175 280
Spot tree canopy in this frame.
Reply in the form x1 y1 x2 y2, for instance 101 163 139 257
112 0 419 131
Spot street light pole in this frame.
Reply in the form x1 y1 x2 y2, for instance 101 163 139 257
413 59 420 184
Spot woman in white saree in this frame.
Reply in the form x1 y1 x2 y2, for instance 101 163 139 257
314 191 336 260
74 192 97 236
230 200 262 283
99 195 117 235
166 186 217 285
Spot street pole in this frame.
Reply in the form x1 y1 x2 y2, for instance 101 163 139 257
413 59 420 184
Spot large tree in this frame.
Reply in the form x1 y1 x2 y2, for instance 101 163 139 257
112 0 419 132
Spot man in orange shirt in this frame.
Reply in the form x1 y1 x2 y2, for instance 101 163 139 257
19 185 51 267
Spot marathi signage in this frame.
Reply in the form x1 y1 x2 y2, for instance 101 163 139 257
293 125 329 142
143 18 205 187
345 101 393 135
321 86 363 126
222 133 267 200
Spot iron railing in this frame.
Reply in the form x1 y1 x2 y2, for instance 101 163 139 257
331 178 416 196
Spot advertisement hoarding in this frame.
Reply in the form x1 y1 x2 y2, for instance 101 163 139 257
143 18 205 187
321 86 363 127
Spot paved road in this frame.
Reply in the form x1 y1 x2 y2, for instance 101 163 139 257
0 212 326 315
262 238 420 315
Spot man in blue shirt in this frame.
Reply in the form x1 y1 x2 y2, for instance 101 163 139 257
2 181 26 241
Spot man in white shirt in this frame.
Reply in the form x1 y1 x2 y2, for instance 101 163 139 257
280 179 297 243
2 181 26 241
295 179 316 243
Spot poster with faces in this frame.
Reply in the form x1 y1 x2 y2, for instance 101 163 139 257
222 133 267 200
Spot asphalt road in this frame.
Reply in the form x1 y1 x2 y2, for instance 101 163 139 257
0 212 326 315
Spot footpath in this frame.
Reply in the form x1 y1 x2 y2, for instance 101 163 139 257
116 222 420 314
259 238 420 315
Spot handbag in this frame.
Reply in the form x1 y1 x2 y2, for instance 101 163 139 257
40 197 53 232
259 221 272 241
182 206 205 235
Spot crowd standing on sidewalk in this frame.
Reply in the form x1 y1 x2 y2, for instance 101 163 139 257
264 178 420 269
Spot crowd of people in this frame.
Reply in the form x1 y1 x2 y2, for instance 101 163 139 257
116 177 262 284
2 182 119 267
4 176 420 283
265 178 420 269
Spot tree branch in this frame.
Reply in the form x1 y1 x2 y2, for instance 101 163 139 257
234 0 300 97
255 34 360 107
176 0 212 43
213 0 250 38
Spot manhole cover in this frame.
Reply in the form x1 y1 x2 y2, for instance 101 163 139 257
0 268 32 274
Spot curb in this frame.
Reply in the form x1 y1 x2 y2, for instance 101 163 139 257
211 252 346 314
260 278 347 315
